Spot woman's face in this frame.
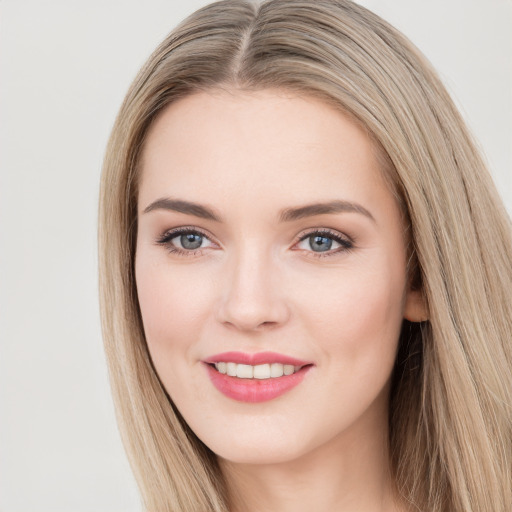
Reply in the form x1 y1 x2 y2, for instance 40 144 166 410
136 90 423 465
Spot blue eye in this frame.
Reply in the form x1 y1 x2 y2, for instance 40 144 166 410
308 234 334 252
296 230 353 254
157 229 213 253
179 233 204 250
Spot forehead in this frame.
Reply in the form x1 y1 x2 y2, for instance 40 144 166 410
138 89 391 216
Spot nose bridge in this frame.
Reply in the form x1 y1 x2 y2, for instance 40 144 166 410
217 239 289 331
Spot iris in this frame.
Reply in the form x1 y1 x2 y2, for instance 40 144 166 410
181 233 203 250
309 235 332 252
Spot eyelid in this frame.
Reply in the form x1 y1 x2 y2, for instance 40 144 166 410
293 227 355 256
154 225 354 257
155 226 219 255
156 225 212 242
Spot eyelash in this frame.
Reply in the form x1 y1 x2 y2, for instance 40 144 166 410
155 227 355 258
155 226 214 256
295 228 354 258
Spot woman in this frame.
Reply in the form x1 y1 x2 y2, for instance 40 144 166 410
98 1 512 511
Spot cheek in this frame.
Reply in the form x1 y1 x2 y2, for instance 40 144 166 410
135 256 214 360
343 274 403 341
294 259 406 367
135 258 219 409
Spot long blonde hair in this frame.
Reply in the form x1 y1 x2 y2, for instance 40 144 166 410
98 1 512 510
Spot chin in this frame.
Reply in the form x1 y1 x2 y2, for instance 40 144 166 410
194 420 319 466
214 443 307 466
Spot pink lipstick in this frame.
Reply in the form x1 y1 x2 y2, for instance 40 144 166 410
203 351 313 403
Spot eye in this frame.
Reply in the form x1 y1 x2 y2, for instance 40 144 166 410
295 230 353 255
175 232 209 250
156 228 214 254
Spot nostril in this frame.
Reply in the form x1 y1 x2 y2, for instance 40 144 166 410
259 321 278 328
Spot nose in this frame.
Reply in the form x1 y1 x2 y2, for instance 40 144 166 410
215 247 291 332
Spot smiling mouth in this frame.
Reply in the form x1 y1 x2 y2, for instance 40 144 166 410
210 362 307 379
203 351 313 402
205 361 313 402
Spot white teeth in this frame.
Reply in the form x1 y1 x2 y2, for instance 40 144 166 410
214 362 303 379
226 362 237 377
283 365 295 376
253 364 270 379
270 363 284 377
236 364 253 379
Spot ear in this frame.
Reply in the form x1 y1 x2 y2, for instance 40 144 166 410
404 289 429 322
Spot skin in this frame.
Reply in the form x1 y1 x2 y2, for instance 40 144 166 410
135 89 425 512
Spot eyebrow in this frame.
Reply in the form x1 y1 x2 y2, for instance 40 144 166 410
279 200 375 223
142 197 375 223
143 198 222 221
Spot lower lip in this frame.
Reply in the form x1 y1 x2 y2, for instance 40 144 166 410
205 363 312 403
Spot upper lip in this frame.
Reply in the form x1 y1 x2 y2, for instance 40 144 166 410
203 351 311 367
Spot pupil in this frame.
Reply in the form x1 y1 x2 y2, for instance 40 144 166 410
310 235 332 252
181 233 202 250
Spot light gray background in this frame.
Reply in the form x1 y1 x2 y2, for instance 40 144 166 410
1 1 510 511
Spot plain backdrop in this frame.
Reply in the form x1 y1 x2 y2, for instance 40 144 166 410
0 1 510 511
